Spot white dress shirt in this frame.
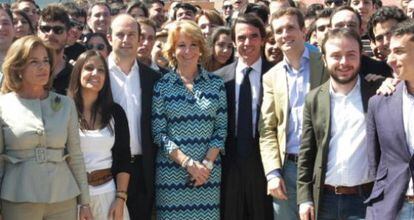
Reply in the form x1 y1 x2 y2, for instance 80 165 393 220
235 57 262 137
325 78 374 186
108 53 142 155
403 83 414 196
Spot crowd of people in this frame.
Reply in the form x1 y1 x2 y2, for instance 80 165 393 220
0 0 412 220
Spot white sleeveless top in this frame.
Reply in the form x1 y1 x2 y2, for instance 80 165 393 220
80 125 115 196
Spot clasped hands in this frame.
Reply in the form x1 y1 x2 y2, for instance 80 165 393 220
186 160 211 187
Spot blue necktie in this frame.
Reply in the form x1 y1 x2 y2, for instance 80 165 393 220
237 67 254 157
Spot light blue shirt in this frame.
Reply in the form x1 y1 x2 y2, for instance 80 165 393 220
267 46 311 180
284 47 310 154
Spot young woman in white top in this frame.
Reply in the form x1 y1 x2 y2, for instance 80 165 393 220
68 50 132 220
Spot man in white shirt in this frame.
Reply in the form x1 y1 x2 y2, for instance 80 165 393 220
107 14 160 220
365 21 414 220
297 28 380 220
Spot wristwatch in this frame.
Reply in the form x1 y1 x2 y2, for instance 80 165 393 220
202 159 214 170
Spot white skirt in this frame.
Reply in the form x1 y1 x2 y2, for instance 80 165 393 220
86 191 130 220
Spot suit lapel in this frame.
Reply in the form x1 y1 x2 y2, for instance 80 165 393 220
309 52 325 90
387 84 411 156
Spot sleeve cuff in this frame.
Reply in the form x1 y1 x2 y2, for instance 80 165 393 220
266 169 282 181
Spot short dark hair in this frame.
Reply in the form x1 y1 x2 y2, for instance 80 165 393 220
330 6 362 28
40 4 71 30
392 20 414 42
231 13 266 42
321 28 362 55
61 2 86 19
127 1 149 18
173 3 197 20
306 3 324 17
367 6 408 42
137 17 156 34
316 8 334 20
271 7 305 30
87 2 111 18
240 3 270 25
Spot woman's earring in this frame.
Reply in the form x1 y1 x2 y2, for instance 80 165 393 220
18 74 22 79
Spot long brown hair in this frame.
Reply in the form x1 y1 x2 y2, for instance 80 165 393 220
67 50 114 132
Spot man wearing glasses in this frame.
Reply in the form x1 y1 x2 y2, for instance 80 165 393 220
222 0 233 27
325 0 344 8
37 5 73 95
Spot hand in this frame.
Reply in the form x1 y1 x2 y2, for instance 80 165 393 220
187 161 211 186
376 77 400 95
364 73 384 82
79 205 93 220
108 198 125 220
267 177 288 200
299 203 315 220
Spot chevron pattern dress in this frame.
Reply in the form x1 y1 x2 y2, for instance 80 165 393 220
152 68 227 220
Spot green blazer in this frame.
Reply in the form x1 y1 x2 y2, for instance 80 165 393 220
297 77 380 219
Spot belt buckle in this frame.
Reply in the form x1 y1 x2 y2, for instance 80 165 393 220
130 155 136 163
334 186 343 195
35 148 47 163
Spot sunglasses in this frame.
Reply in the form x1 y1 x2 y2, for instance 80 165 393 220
39 25 65 35
223 5 233 10
70 20 84 31
86 43 106 51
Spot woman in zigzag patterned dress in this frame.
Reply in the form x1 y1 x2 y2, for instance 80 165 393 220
152 21 227 220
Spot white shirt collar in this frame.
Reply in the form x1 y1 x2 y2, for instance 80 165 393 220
236 56 262 75
329 76 361 98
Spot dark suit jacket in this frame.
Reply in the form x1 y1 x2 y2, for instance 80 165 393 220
214 58 273 160
365 83 413 220
136 61 161 209
297 76 381 219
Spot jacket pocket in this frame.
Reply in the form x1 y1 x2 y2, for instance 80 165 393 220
364 168 387 204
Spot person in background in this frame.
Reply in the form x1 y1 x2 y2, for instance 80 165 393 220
406 0 414 18
61 2 86 62
15 0 39 29
196 9 224 40
127 2 148 20
240 3 270 25
0 35 92 220
222 0 233 27
367 6 408 61
152 30 169 73
0 6 14 72
152 20 227 220
12 10 34 39
173 3 197 21
325 0 345 8
204 27 234 72
84 32 111 59
148 0 165 30
37 5 72 95
264 26 283 66
314 8 333 48
87 2 111 34
68 50 132 220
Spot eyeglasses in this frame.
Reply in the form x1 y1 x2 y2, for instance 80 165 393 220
326 0 344 6
70 20 84 31
316 25 329 32
222 5 233 10
39 25 66 35
86 43 106 51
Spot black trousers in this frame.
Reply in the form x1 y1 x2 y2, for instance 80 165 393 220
221 154 273 220
126 155 152 220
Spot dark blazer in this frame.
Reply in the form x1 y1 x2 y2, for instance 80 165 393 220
110 103 132 176
137 61 161 211
214 58 273 159
360 55 392 78
297 76 381 219
365 83 413 220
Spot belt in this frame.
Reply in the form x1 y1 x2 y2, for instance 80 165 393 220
324 182 373 195
87 168 113 186
2 148 68 164
286 153 298 164
406 195 414 203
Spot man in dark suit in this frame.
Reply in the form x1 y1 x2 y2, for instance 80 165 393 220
214 14 273 220
107 14 160 220
297 28 380 220
365 21 414 220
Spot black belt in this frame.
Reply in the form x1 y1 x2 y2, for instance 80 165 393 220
286 153 298 164
130 154 142 163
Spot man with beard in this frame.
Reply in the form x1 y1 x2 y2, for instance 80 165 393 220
37 5 72 95
297 28 381 220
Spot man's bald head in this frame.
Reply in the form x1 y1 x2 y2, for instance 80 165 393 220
109 14 141 37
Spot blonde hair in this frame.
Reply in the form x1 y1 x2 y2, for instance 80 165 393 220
1 36 54 93
163 20 210 69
